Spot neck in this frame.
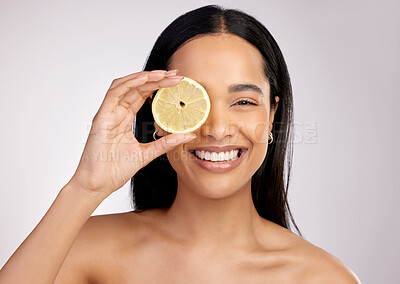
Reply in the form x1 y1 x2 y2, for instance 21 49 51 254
163 177 265 250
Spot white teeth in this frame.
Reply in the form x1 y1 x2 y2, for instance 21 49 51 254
232 150 239 159
194 149 241 162
199 150 205 159
224 151 230 160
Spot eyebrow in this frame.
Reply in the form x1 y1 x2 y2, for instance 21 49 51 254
199 82 264 97
229 83 264 97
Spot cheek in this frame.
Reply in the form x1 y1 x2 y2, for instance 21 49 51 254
166 149 182 166
253 121 269 143
166 147 192 174
240 111 269 144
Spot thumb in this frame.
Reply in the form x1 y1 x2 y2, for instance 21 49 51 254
142 132 197 162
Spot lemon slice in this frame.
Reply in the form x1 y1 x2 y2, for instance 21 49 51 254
152 77 211 133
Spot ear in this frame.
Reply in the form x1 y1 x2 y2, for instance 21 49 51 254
153 122 167 137
147 90 156 104
154 121 161 135
268 96 280 133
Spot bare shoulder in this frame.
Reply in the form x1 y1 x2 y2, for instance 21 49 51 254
296 240 360 283
72 210 145 254
55 211 141 283
73 211 141 250
265 222 361 283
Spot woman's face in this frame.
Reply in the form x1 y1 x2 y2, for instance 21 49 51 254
159 34 279 198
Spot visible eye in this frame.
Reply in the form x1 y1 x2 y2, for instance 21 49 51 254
234 99 258 106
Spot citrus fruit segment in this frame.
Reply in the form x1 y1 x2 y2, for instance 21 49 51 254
152 77 211 133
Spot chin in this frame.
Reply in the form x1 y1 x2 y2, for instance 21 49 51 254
177 173 251 199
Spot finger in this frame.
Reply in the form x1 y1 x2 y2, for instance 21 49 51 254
140 133 197 164
135 75 184 95
109 70 163 89
110 69 178 89
109 71 147 89
98 75 150 114
114 71 182 101
100 72 170 113
122 76 184 113
101 72 183 117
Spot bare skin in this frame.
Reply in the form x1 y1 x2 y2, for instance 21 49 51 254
0 34 361 283
54 208 360 283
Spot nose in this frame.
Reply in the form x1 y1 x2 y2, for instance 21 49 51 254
199 102 234 142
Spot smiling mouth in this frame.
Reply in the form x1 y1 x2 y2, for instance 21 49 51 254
189 148 246 162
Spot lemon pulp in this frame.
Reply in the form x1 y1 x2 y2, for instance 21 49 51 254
152 77 210 133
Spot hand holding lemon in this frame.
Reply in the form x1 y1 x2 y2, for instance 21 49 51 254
69 70 204 198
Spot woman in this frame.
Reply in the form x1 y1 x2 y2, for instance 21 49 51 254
0 5 360 283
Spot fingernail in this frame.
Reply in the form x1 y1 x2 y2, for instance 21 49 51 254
151 70 167 74
137 74 148 79
165 69 178 76
166 75 184 80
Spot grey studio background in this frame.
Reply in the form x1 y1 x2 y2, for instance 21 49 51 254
0 0 398 282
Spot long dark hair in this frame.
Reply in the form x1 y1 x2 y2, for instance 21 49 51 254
131 5 301 236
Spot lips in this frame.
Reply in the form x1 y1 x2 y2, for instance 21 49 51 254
191 149 243 162
187 146 248 173
188 145 247 152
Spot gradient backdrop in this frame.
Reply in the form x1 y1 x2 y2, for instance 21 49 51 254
0 1 399 282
